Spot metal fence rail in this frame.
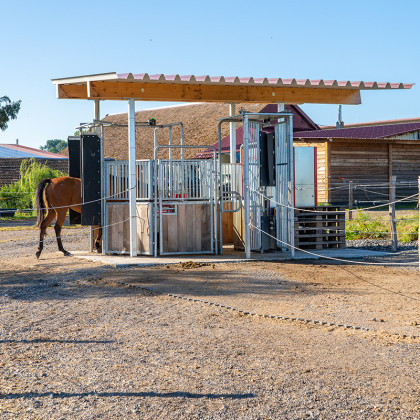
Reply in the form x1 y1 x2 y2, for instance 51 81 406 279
157 159 214 200
104 160 152 201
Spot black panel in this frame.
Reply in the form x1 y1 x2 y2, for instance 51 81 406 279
266 132 276 186
67 136 81 225
68 136 81 178
81 135 101 226
259 131 276 187
259 132 269 186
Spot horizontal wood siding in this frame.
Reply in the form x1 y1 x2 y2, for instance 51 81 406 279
392 144 420 197
329 143 388 203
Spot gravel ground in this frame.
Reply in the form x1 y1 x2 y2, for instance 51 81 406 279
0 222 419 418
347 238 417 252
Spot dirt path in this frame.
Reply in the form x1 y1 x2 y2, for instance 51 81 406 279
0 226 419 418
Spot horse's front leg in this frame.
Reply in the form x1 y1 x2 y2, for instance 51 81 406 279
55 210 70 256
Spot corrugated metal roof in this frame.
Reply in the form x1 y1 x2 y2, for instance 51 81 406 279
295 123 420 139
52 72 414 90
117 73 413 90
0 144 68 159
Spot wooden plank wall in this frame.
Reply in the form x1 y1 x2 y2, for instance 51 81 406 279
391 144 420 197
222 203 234 244
106 203 152 254
107 204 130 252
329 142 388 203
296 141 420 204
233 207 245 250
161 203 211 253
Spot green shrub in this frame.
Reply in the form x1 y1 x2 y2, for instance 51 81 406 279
0 158 66 210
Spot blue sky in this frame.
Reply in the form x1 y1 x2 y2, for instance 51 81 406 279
1 0 419 149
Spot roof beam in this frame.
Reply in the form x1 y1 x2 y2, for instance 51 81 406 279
57 84 88 99
81 81 362 105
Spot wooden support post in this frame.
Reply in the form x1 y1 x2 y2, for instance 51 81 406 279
389 176 397 252
348 181 353 220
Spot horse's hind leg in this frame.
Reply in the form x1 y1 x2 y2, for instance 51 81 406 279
54 209 70 256
36 209 56 259
93 226 102 253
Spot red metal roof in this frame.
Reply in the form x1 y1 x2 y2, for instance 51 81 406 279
115 73 413 90
295 123 420 140
321 116 420 129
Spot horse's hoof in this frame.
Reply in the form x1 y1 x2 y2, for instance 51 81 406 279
35 252 41 260
63 251 71 256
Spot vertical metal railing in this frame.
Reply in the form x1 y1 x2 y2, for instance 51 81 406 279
104 160 152 201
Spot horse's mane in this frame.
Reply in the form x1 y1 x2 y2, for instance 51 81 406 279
35 179 51 227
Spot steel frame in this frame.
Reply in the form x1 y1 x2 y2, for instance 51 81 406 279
217 111 294 259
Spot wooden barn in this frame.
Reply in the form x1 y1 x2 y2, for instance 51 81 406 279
294 121 420 204
0 144 68 188
197 112 420 205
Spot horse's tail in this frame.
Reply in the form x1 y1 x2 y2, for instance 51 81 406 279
35 179 52 227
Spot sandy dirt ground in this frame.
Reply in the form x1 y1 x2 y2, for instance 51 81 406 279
0 223 419 419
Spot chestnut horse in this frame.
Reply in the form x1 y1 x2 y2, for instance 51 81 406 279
35 177 102 259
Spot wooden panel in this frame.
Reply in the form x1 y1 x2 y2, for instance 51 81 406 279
329 142 389 203
185 205 195 252
161 203 212 253
233 206 245 250
57 84 88 99
86 81 362 105
107 204 129 252
176 205 186 252
392 144 420 197
194 205 202 252
295 206 346 249
107 203 152 254
136 204 151 254
167 213 178 253
222 202 234 244
201 205 211 251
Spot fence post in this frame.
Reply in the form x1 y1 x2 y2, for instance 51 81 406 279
389 176 397 252
348 181 353 220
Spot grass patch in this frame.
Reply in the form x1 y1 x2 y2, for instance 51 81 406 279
346 211 418 243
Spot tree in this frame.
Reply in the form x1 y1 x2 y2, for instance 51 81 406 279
0 96 21 131
39 139 67 154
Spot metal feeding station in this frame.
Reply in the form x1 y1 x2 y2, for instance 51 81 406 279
51 72 412 259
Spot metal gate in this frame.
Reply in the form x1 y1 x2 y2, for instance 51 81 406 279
154 145 218 257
